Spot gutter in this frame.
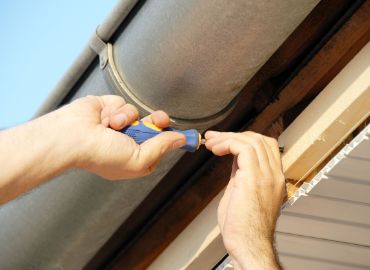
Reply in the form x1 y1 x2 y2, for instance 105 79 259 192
34 0 139 117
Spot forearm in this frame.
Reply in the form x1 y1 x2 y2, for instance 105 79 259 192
0 108 77 204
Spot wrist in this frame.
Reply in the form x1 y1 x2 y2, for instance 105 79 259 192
229 240 281 270
44 106 88 170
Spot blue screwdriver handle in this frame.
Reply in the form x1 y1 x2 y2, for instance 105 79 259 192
120 120 201 152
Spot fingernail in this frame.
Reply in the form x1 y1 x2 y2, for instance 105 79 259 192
113 113 128 125
205 130 221 139
126 110 136 120
173 139 186 149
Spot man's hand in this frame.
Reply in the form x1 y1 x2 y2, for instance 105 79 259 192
62 95 186 179
205 131 286 270
0 95 185 204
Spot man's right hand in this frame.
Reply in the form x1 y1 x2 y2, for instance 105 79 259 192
205 131 286 270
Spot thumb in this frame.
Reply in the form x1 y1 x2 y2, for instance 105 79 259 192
133 131 186 175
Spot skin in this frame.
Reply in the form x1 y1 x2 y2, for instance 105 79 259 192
205 131 286 269
0 95 186 204
0 95 286 269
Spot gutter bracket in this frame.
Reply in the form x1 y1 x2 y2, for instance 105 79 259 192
90 34 157 119
103 43 156 118
89 29 108 69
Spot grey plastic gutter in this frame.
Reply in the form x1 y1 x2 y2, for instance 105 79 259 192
34 0 139 117
36 0 321 131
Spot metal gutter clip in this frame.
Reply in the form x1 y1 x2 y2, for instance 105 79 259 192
89 29 108 69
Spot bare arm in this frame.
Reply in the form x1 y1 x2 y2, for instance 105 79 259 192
205 131 286 270
0 95 185 205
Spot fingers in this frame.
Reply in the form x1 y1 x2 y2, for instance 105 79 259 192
141 110 171 128
99 95 139 129
205 130 282 173
131 131 186 175
100 95 126 109
109 104 139 130
205 131 267 170
97 95 171 131
263 137 282 170
99 95 126 125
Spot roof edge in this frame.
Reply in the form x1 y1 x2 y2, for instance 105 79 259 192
34 0 139 117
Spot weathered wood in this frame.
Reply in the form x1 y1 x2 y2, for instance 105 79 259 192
249 1 370 134
280 42 370 180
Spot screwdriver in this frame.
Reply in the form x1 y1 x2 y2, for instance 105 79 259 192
120 120 205 152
